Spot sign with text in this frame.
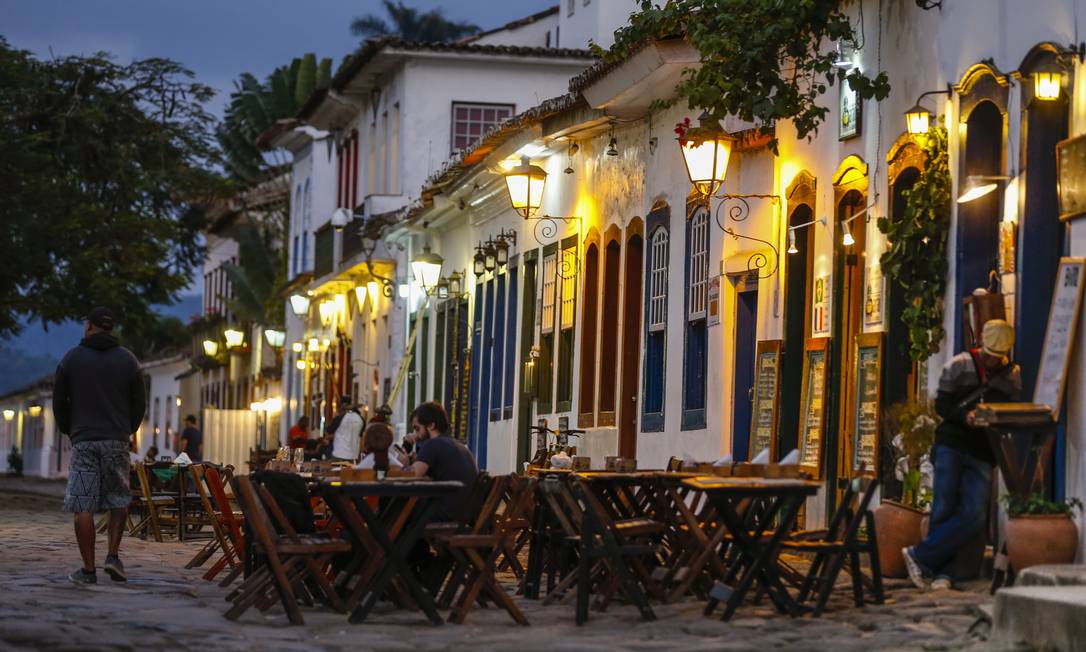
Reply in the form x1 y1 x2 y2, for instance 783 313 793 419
1058 134 1086 221
851 332 883 477
1033 257 1086 420
798 338 830 479
749 340 783 462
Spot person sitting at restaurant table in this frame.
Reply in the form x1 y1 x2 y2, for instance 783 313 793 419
357 422 394 473
401 401 478 523
287 415 309 450
329 395 365 463
143 445 159 463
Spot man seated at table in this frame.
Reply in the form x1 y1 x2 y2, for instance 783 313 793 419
329 395 365 463
402 401 478 523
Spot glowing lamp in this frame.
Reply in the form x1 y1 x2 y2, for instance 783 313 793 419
264 329 285 348
289 293 310 316
367 281 380 307
411 245 444 293
448 272 462 297
318 300 334 326
28 405 42 417
957 176 1002 204
249 401 264 412
679 131 734 198
841 221 855 247
502 157 547 218
263 397 282 413
904 104 932 135
3 409 14 421
1034 71 1062 101
787 229 799 255
175 397 181 407
436 279 449 300
307 337 319 352
473 244 487 276
223 328 245 349
202 339 219 357
295 359 307 371
291 342 303 353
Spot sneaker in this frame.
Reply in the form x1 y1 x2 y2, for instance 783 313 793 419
930 576 952 591
103 555 127 582
901 546 928 590
69 568 97 585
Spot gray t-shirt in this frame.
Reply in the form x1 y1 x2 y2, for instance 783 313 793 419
416 433 478 522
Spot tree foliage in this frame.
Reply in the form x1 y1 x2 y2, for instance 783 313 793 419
220 222 284 326
877 126 951 361
0 39 223 338
350 1 480 42
595 0 890 151
216 53 332 185
117 314 191 359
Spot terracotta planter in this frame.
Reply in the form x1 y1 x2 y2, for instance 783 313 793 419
872 500 927 578
1006 514 1079 572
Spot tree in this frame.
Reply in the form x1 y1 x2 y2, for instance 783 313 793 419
117 314 191 360
0 39 224 338
350 1 479 42
220 222 284 327
217 53 332 185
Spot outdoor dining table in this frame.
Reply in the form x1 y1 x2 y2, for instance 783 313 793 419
147 461 196 542
681 476 821 621
314 478 464 625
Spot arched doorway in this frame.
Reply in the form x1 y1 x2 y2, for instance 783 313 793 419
955 64 1009 351
779 171 817 455
597 225 623 427
827 155 868 501
578 229 602 428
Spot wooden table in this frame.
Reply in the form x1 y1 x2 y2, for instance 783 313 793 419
681 476 820 621
315 479 463 625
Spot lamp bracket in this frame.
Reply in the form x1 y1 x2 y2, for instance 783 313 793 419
525 215 580 248
711 194 781 280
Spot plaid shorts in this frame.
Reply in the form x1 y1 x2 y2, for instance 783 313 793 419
63 440 131 513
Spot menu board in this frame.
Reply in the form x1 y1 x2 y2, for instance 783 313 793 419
1058 134 1086 221
798 338 830 478
748 340 782 461
851 333 883 476
1033 258 1086 420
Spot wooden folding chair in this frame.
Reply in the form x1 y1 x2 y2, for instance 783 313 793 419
439 474 530 625
202 465 245 584
225 475 350 625
132 462 179 542
184 465 235 573
782 477 884 615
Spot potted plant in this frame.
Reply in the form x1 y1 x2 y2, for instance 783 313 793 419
1003 494 1082 572
872 401 936 577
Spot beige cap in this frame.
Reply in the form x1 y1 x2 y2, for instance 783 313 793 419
981 319 1015 357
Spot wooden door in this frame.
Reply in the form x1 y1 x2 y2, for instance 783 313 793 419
619 229 644 458
833 189 867 498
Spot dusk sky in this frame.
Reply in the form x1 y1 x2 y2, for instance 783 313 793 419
0 0 558 118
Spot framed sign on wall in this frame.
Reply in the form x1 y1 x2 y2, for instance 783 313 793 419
1057 134 1086 221
749 340 783 462
798 338 830 479
851 332 884 477
839 80 862 140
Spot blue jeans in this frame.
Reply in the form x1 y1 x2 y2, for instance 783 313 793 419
913 443 991 577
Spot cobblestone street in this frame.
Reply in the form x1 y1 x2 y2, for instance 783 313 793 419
0 488 1019 652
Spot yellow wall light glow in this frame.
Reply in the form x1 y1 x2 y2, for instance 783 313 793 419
223 328 245 349
27 405 42 417
3 409 14 421
502 157 547 218
679 133 734 198
1034 71 1062 101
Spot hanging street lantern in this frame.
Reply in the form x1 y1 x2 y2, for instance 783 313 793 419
502 156 547 218
473 242 487 276
202 339 219 357
436 279 450 300
411 244 444 294
289 293 310 316
484 239 497 273
448 271 462 297
317 299 334 326
223 328 245 349
678 128 735 199
904 103 932 135
264 329 285 348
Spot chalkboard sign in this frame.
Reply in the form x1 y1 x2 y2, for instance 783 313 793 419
1058 135 1086 221
851 332 883 477
1033 258 1086 420
798 338 830 479
749 340 782 461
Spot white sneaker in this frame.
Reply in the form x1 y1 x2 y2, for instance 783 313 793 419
930 576 952 591
901 546 929 590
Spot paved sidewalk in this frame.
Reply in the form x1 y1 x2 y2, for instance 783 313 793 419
0 493 1017 651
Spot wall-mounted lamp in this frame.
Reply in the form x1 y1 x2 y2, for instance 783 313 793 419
678 118 735 199
295 359 307 371
411 245 444 294
291 341 304 353
2 409 14 421
841 220 855 247
307 337 320 352
502 156 547 218
957 175 1011 203
289 293 310 316
202 339 220 357
483 239 498 273
473 242 487 276
1034 70 1063 101
317 300 334 326
448 271 462 297
904 87 952 135
223 328 245 349
27 405 42 418
832 41 854 70
787 229 798 254
495 229 517 267
264 329 286 348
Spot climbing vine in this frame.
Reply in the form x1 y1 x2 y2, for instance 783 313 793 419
877 126 951 361
592 0 890 151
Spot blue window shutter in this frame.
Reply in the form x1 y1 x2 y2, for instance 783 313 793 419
490 274 506 420
469 284 483 453
504 263 519 417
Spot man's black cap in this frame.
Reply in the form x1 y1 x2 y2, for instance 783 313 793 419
340 395 353 407
85 307 116 331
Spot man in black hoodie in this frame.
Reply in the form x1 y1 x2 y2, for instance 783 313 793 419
53 307 145 585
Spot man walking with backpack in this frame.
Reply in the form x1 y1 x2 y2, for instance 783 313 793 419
53 307 146 585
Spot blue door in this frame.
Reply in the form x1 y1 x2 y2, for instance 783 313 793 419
732 285 758 460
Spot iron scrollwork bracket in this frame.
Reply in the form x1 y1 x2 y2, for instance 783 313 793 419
711 193 781 280
525 215 580 279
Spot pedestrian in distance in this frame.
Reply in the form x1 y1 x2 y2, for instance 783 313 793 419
178 414 203 462
903 319 1020 591
53 307 146 586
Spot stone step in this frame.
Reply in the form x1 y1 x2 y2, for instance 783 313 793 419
992 585 1086 651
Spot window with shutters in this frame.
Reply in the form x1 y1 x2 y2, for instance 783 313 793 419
541 253 557 333
683 204 710 429
556 238 577 411
648 229 669 331
688 209 709 319
538 246 558 413
642 205 671 432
